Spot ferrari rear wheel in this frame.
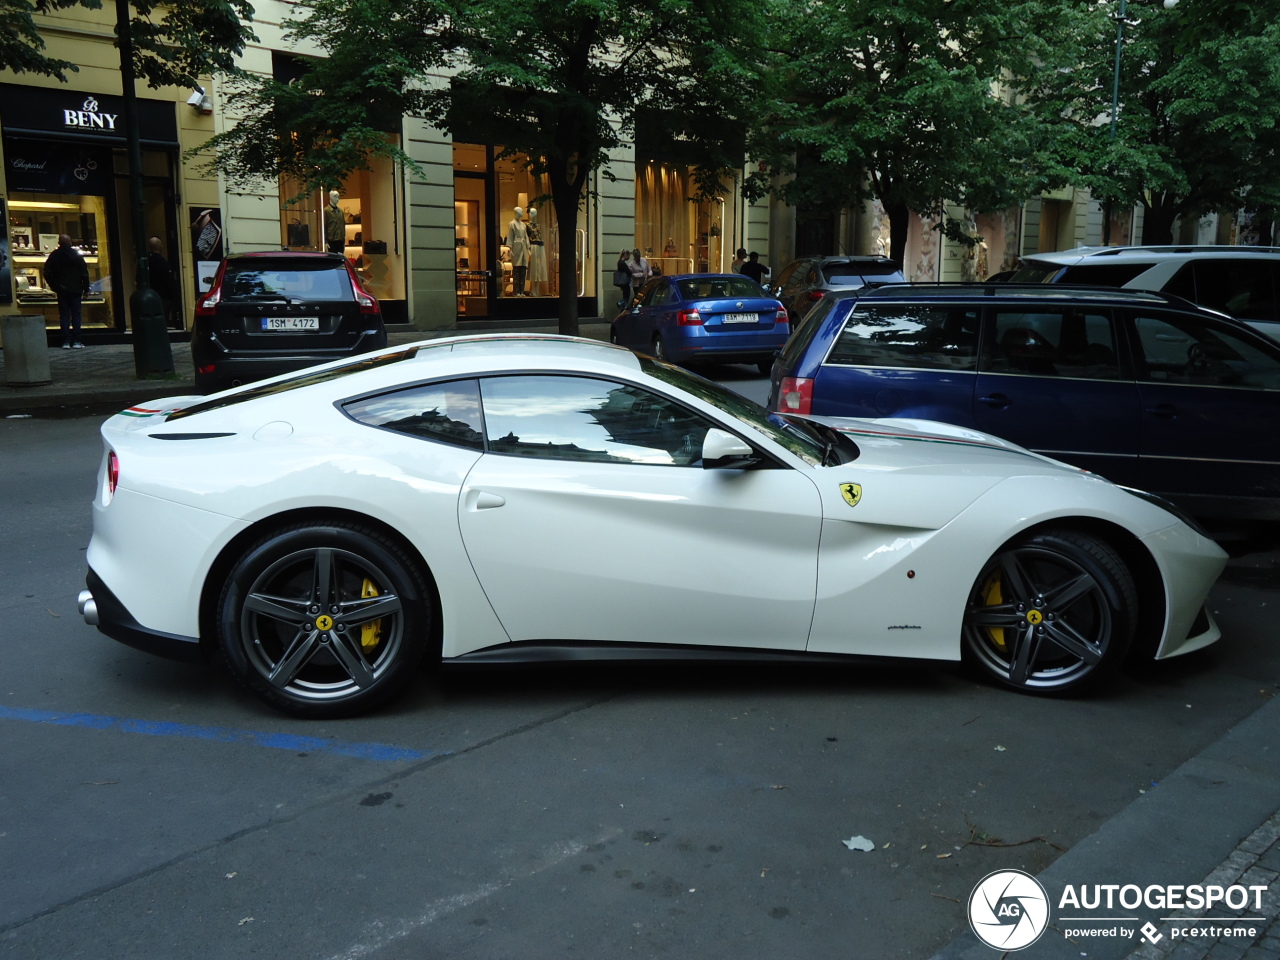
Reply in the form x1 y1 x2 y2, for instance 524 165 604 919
218 522 431 717
962 528 1136 693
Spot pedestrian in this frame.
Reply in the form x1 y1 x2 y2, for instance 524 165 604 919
43 234 89 348
613 248 633 308
740 250 768 285
731 248 747 274
147 236 179 328
628 247 651 293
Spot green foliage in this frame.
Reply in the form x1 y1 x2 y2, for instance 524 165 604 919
1 0 256 89
749 0 1081 263
1027 0 1280 243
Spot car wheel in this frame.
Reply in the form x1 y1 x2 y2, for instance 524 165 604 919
962 528 1136 693
218 522 431 718
652 335 670 364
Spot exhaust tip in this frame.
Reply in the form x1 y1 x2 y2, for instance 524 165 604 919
78 590 99 626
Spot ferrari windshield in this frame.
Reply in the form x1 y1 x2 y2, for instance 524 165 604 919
639 356 857 466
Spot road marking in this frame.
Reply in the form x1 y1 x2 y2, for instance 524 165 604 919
0 705 436 762
327 831 621 959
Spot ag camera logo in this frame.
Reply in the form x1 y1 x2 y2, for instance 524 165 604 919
968 869 1050 950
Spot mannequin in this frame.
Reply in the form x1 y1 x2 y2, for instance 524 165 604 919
324 190 345 254
507 205 530 296
527 206 547 294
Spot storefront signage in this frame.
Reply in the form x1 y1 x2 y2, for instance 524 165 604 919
0 84 177 146
3 137 109 195
62 97 119 133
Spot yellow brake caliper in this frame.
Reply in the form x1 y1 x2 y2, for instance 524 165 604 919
360 578 383 650
981 573 1006 650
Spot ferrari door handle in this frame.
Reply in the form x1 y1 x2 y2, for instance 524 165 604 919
978 393 1011 408
465 490 506 511
1144 403 1177 419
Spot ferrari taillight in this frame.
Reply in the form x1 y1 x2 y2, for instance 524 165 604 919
106 450 119 501
778 377 814 415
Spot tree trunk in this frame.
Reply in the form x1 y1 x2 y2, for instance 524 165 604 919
1141 200 1178 246
551 174 581 337
885 201 911 271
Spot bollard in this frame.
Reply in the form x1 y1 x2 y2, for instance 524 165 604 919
131 287 174 379
1 313 53 387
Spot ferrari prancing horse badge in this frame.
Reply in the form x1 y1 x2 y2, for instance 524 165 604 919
840 483 862 508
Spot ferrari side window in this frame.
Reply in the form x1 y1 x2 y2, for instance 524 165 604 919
343 379 485 449
480 375 716 467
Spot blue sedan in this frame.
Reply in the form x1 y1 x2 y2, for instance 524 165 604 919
611 274 789 374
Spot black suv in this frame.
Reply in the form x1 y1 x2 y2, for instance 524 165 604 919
192 252 387 393
773 255 905 323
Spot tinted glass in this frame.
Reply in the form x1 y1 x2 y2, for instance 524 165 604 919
1057 263 1156 287
821 261 903 284
480 375 717 466
640 358 828 465
676 277 766 300
636 279 662 305
1131 311 1280 389
827 304 979 370
982 309 1120 380
222 259 353 302
344 379 484 449
778 298 837 367
1190 260 1278 321
1009 262 1065 283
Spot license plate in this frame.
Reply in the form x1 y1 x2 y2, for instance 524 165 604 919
260 317 320 331
721 312 760 324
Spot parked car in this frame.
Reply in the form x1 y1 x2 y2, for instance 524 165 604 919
773 255 905 323
191 251 387 393
80 334 1223 716
768 283 1280 523
610 273 788 374
1010 245 1280 339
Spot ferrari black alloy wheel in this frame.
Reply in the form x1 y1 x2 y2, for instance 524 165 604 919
219 522 430 717
962 528 1136 693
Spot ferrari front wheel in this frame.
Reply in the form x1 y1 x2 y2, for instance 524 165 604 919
962 529 1136 693
218 522 431 717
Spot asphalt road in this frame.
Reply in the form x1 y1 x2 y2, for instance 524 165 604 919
2 372 1278 959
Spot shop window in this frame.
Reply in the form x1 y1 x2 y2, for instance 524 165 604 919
635 160 732 275
9 194 115 329
494 149 560 299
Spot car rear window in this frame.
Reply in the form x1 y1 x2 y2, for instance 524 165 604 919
1058 263 1156 287
677 277 765 300
1009 262 1066 283
821 262 903 284
222 259 354 303
827 304 980 371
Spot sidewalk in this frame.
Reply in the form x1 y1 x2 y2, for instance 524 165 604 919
0 321 610 417
933 688 1280 960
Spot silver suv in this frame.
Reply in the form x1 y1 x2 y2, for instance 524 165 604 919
1010 246 1280 338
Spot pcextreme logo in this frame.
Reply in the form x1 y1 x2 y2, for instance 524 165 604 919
968 869 1050 951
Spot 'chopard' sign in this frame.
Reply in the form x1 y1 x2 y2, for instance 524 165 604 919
63 97 118 131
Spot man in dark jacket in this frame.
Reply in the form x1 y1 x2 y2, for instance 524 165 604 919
43 234 90 348
740 251 769 285
147 236 179 328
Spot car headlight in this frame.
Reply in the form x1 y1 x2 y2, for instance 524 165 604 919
1118 486 1211 539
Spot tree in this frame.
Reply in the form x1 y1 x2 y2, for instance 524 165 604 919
1 0 256 88
747 0 1077 267
1028 0 1280 245
203 0 762 335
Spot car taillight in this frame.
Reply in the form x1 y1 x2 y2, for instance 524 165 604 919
197 363 217 375
806 290 824 302
775 307 789 325
195 284 221 318
778 377 814 415
347 266 380 315
676 308 703 326
106 450 119 499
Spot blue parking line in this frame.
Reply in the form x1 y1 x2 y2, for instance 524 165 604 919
0 705 438 763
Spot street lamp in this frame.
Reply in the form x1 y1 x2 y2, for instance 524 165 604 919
1104 0 1180 244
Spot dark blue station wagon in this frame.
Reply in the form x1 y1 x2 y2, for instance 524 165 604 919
767 284 1280 522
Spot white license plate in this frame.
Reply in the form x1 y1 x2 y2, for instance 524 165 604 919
721 312 760 324
260 317 320 331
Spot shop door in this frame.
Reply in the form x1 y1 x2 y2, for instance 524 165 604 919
454 172 489 318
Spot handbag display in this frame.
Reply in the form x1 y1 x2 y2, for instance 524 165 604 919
287 220 310 247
